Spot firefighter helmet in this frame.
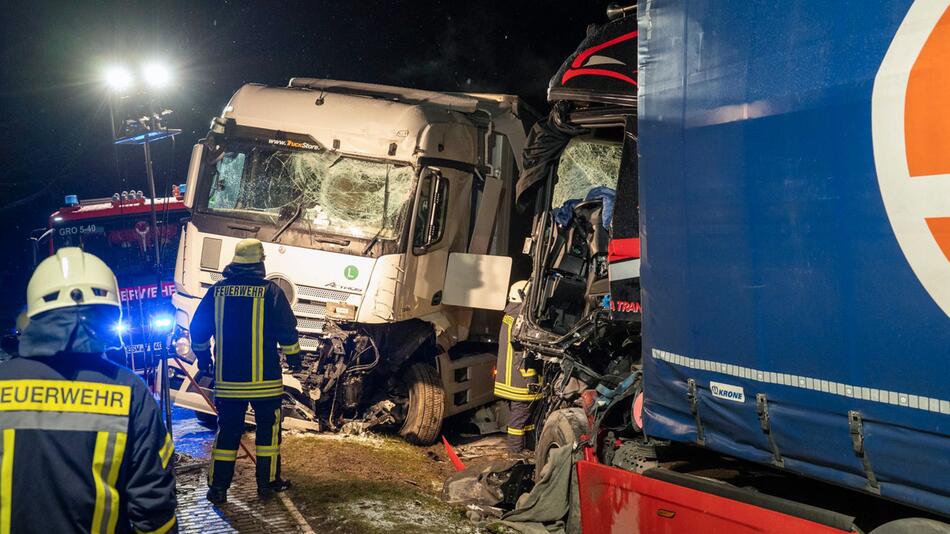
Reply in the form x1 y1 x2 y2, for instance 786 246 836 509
508 280 529 303
26 247 121 318
232 238 266 264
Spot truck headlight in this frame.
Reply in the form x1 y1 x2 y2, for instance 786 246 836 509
173 326 192 358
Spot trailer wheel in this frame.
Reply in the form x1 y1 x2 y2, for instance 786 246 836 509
870 519 950 534
398 363 445 445
194 410 217 428
535 408 589 480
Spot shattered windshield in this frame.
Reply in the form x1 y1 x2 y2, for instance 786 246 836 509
551 138 622 209
203 145 415 240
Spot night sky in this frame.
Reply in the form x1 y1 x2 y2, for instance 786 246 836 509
0 1 607 325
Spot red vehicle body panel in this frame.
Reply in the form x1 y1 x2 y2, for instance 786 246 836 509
577 461 850 534
52 197 185 222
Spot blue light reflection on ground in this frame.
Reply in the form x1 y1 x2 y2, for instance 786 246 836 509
172 405 215 460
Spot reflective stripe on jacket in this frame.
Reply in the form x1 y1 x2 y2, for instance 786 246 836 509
0 354 178 534
190 265 299 399
494 301 543 402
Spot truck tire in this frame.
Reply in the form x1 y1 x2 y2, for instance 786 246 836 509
398 363 445 445
535 408 589 480
194 410 217 428
870 519 950 534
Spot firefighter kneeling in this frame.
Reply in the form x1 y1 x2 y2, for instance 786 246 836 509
494 280 542 453
0 248 177 533
190 239 301 504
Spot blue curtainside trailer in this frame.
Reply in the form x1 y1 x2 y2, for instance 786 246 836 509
639 0 950 518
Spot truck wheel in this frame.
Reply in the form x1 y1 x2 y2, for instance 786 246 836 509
194 410 217 428
535 408 589 480
398 363 445 445
870 519 950 534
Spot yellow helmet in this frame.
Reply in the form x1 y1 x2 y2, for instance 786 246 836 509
232 238 265 264
508 280 529 303
26 248 120 318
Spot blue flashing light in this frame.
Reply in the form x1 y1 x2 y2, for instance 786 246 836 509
114 322 128 334
178 184 186 193
65 195 79 207
151 316 173 332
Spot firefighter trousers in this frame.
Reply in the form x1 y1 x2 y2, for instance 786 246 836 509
209 397 283 490
506 400 535 452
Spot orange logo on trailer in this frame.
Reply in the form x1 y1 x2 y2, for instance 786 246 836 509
873 1 950 318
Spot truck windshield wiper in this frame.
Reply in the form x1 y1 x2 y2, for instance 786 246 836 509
314 235 351 247
361 227 385 256
272 204 303 243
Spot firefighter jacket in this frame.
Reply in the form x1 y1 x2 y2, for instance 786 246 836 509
0 352 178 534
190 262 300 399
494 301 543 402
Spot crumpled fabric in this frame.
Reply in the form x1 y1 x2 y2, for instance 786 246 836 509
442 459 521 506
517 102 589 210
494 445 581 534
222 261 266 279
553 186 617 230
19 305 122 357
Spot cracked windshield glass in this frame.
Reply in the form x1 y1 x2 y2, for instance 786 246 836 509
552 138 622 209
206 146 415 240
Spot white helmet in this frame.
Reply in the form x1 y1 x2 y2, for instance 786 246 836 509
508 280 529 303
26 248 121 318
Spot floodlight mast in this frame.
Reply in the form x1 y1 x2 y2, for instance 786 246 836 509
105 61 178 438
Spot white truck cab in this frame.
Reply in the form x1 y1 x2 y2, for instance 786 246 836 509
168 79 528 443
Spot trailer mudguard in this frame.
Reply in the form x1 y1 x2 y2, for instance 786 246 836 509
639 0 950 516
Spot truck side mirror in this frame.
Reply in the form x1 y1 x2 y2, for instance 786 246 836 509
184 143 204 209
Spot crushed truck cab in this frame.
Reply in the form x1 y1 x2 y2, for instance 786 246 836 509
167 79 529 443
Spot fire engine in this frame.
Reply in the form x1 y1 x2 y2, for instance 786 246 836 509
35 189 189 375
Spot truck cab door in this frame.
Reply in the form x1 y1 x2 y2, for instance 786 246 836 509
607 116 642 321
404 168 452 319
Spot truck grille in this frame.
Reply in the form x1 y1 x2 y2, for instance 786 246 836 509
293 301 327 317
296 317 327 331
297 285 353 302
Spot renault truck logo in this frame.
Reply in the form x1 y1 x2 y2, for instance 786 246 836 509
873 1 950 318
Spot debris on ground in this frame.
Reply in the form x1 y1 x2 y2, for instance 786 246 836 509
442 460 534 509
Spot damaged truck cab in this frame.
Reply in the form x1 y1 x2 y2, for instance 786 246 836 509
513 10 642 452
169 79 528 443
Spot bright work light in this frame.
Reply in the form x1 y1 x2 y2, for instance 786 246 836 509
142 62 172 89
104 66 133 92
151 315 174 332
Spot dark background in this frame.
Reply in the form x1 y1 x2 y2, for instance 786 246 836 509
0 1 607 326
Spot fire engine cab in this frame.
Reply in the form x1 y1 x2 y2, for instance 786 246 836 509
36 188 189 374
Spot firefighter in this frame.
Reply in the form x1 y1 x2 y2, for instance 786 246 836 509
0 248 178 533
190 239 301 504
494 280 543 453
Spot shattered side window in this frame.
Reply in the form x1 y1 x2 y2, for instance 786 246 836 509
205 146 416 240
552 138 622 208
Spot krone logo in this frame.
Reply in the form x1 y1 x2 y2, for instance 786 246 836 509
709 381 745 403
873 1 950 318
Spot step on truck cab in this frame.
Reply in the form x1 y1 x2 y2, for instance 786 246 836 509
168 79 529 443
